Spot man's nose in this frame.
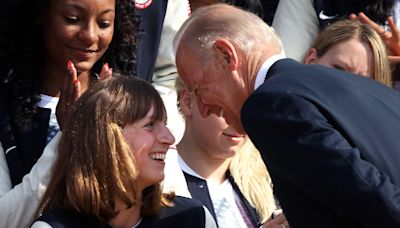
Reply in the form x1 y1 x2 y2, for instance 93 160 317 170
199 104 223 118
197 100 210 118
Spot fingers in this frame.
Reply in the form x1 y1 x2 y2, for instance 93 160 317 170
262 212 290 228
72 78 81 102
387 16 398 34
389 56 400 63
387 17 400 56
357 12 380 30
353 12 393 40
349 12 382 34
57 61 80 130
271 213 286 224
99 63 113 80
349 13 357 20
66 61 79 106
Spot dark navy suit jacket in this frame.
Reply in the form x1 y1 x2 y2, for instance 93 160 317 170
241 59 400 227
35 196 208 228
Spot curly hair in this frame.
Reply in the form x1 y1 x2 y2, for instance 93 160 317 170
0 0 140 125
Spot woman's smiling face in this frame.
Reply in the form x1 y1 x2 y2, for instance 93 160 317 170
121 107 175 189
43 0 115 73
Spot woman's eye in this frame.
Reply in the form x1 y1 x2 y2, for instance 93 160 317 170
65 16 79 24
99 21 111 29
144 122 155 130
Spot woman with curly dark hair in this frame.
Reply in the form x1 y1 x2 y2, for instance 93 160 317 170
0 0 139 226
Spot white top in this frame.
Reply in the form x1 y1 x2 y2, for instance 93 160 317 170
36 94 59 114
152 0 190 89
178 155 248 228
0 132 61 228
272 0 319 62
254 54 286 91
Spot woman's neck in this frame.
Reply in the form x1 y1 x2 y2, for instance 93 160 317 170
108 192 142 228
41 61 90 97
177 133 231 184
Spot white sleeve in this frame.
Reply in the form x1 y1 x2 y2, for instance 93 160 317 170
162 148 191 197
30 221 53 228
0 142 12 197
272 0 319 62
203 205 217 228
0 132 61 228
152 0 190 89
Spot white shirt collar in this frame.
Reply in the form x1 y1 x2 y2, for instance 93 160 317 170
254 54 286 90
177 153 205 180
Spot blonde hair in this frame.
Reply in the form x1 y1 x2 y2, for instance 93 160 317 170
309 19 392 86
36 76 171 222
229 139 275 223
176 77 275 222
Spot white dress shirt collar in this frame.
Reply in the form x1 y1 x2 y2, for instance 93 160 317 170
254 54 286 90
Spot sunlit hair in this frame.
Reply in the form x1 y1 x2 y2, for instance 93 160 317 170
175 77 275 223
173 3 283 63
308 19 391 86
36 76 171 222
229 139 275 223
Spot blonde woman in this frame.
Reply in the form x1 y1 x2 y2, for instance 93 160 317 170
163 77 289 228
304 19 392 86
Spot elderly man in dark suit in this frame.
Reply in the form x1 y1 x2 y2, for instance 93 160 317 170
175 3 400 227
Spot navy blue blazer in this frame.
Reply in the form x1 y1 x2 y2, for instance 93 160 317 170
34 196 208 228
241 59 400 227
135 0 168 82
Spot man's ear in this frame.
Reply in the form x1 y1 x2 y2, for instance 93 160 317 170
213 39 239 71
304 48 319 64
178 90 193 117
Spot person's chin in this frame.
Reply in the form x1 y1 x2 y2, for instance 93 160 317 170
74 62 95 73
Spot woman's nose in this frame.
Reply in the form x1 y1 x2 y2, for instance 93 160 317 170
78 23 99 44
160 126 176 146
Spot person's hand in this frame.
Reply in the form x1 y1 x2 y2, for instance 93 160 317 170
262 212 290 228
350 12 400 63
99 62 113 80
56 61 81 130
56 62 112 130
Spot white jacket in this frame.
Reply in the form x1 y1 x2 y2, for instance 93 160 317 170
0 132 60 228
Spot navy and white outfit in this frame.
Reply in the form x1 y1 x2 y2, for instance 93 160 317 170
0 81 61 227
163 149 270 228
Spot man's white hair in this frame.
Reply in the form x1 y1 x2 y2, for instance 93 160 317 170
174 3 284 59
